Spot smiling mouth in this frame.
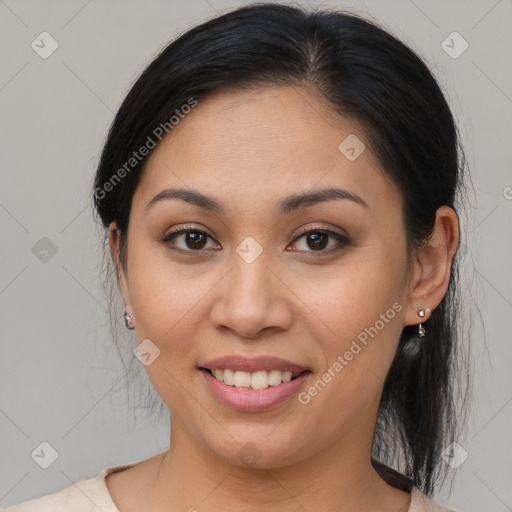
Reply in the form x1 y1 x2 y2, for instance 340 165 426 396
201 368 310 390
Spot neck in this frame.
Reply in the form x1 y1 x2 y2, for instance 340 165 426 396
144 417 411 512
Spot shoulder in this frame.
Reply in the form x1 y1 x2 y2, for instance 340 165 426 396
409 486 457 512
1 463 137 512
1 478 99 512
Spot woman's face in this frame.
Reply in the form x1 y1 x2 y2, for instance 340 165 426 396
114 85 415 467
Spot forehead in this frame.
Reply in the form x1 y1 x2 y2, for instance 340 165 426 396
134 85 401 216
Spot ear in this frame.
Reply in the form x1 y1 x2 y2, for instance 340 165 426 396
108 222 132 313
403 206 460 327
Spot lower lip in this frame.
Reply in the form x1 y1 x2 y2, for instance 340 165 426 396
200 369 311 412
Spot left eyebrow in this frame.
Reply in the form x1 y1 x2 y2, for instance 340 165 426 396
144 186 369 216
277 187 369 214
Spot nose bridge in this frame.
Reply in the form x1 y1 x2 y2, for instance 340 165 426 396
210 236 291 337
227 237 274 310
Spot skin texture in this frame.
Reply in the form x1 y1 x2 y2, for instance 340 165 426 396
106 85 459 512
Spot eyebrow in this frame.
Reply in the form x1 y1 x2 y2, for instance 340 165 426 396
144 187 369 216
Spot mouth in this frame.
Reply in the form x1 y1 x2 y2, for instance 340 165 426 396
198 355 312 390
198 355 312 410
200 367 310 390
199 365 312 412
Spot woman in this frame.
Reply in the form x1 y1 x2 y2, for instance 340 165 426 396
5 3 468 511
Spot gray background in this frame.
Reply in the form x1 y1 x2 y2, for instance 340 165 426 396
1 0 511 510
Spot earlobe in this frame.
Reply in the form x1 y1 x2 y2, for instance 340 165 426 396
403 206 459 327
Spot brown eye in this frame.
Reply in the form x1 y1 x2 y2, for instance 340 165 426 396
304 232 329 251
161 228 220 252
181 231 208 250
291 229 348 254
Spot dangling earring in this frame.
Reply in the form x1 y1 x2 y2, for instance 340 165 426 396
124 311 135 330
417 308 430 337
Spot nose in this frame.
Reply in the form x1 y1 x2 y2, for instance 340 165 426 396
209 253 293 340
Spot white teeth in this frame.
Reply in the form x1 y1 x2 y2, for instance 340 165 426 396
223 368 235 385
233 371 251 388
209 368 303 389
251 371 268 390
268 369 282 386
282 371 292 382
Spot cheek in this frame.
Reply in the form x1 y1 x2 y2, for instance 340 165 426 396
298 241 407 344
127 242 218 359
126 251 213 413
300 273 404 390
294 243 407 407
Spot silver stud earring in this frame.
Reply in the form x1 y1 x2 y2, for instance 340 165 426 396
417 308 430 337
124 311 134 330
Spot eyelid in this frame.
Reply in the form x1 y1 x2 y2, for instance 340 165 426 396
163 223 212 237
293 223 348 240
161 223 349 254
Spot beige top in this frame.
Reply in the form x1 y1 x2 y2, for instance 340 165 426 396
2 461 455 512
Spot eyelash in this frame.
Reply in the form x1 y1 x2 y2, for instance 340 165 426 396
160 224 349 256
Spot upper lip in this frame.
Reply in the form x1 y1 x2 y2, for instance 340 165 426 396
200 355 311 373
